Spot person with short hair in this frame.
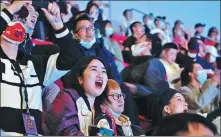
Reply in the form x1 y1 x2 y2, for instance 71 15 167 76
153 113 219 136
160 43 182 87
194 23 206 42
122 21 145 64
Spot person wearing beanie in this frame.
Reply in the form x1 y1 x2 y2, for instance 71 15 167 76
179 62 220 114
160 42 182 88
0 1 82 136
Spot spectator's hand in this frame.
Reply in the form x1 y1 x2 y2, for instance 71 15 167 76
7 0 32 15
61 4 73 23
41 2 64 30
124 82 137 95
211 70 220 87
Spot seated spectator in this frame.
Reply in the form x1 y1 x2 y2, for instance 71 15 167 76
140 88 188 135
179 62 220 114
122 21 145 64
85 2 103 38
160 43 182 87
44 57 108 136
198 38 206 58
121 9 135 36
194 23 206 42
0 1 78 136
177 37 213 70
172 20 188 50
95 79 145 136
143 14 152 34
102 20 124 72
205 45 219 69
163 22 172 44
153 113 219 136
205 27 219 46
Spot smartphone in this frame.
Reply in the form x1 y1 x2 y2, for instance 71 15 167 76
98 127 114 136
89 126 114 136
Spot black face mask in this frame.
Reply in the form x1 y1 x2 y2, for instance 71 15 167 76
18 35 33 56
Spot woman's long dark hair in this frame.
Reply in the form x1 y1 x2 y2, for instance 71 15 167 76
181 62 195 86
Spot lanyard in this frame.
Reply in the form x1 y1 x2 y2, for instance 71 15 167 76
10 59 30 115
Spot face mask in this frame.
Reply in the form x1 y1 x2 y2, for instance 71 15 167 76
160 21 166 29
146 20 153 26
197 70 207 84
24 25 34 33
177 30 183 36
131 42 148 56
79 37 96 49
210 55 216 63
108 108 121 119
180 24 184 29
105 28 113 36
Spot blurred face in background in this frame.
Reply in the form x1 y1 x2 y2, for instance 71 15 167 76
75 20 95 42
133 23 144 37
162 48 178 64
197 39 206 57
105 22 114 37
24 4 39 30
89 5 99 22
154 19 160 28
195 26 204 35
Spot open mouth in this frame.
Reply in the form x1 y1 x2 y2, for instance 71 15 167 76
183 109 188 113
95 80 103 89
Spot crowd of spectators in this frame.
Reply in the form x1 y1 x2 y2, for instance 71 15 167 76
0 0 220 136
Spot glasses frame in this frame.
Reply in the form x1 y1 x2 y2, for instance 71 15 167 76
75 25 95 33
108 93 126 100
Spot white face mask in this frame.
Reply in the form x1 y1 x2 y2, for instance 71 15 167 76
146 20 154 28
197 70 207 84
131 42 149 56
24 25 34 33
105 28 114 36
180 24 184 30
177 30 183 36
210 55 216 63
79 37 96 49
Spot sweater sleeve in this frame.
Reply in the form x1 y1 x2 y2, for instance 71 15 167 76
44 91 84 136
179 85 219 110
0 8 13 35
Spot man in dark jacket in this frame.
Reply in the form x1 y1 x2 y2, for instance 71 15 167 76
60 13 139 125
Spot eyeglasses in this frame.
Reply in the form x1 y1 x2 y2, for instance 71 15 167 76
108 93 126 100
75 25 95 33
